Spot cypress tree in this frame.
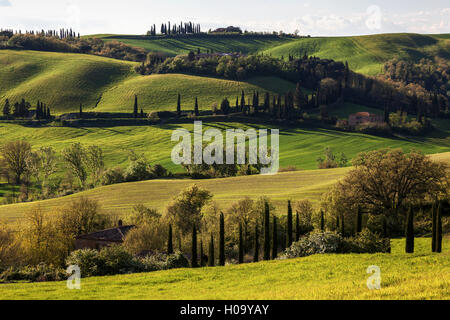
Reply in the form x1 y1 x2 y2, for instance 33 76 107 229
263 202 271 260
253 224 259 262
47 107 51 118
286 200 293 248
79 103 83 118
355 206 362 234
3 99 11 117
336 215 340 232
219 212 225 266
191 225 198 268
167 224 174 254
240 90 245 113
431 201 437 252
208 233 215 267
341 214 345 236
383 216 388 238
238 223 244 264
200 239 204 267
194 97 199 116
140 108 144 118
177 93 181 117
436 202 442 253
133 95 138 118
272 216 278 260
295 211 300 241
405 206 414 254
320 210 325 231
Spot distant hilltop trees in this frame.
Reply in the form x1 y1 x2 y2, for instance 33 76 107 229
210 26 242 34
147 21 201 36
0 28 80 40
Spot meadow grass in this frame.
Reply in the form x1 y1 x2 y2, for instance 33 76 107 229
0 50 294 114
0 237 448 300
91 34 294 56
0 152 448 223
264 33 449 75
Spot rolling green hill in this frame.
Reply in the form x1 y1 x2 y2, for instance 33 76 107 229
89 33 450 76
89 34 294 56
0 50 294 114
0 237 448 300
0 150 448 222
264 33 450 75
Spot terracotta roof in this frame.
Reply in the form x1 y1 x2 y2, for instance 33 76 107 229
76 225 135 242
354 112 371 117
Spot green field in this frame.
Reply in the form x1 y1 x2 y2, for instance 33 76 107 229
0 237 448 300
90 34 294 56
0 151 448 223
0 50 294 114
264 33 450 75
89 33 450 76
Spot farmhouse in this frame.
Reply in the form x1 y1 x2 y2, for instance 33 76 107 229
75 221 135 250
348 112 384 126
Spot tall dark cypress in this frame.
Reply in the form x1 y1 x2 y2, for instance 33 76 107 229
355 206 362 234
200 240 204 267
177 94 181 117
336 215 340 232
431 201 437 252
133 95 138 118
167 224 174 254
79 103 83 118
238 223 244 264
191 225 198 268
405 206 414 254
272 216 278 260
286 201 293 248
240 90 245 112
208 233 215 267
436 201 442 253
253 223 259 263
219 212 225 266
263 202 271 260
194 97 199 116
320 210 325 231
295 212 300 241
340 214 345 236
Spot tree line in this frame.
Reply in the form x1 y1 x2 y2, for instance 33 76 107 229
136 51 448 119
2 99 52 119
147 21 201 36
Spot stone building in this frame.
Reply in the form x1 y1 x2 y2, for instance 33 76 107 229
75 221 135 250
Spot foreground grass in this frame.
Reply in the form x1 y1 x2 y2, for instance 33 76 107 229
0 237 448 300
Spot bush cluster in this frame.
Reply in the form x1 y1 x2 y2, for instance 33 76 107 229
65 246 189 277
0 263 66 283
283 230 390 259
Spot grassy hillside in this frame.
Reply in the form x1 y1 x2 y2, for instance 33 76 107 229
0 152 448 222
96 74 295 113
0 237 448 300
90 34 294 56
264 33 450 75
0 50 294 114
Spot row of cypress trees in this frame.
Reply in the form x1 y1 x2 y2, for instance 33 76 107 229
405 201 443 254
167 200 444 267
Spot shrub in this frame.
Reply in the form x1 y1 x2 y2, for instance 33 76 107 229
0 263 66 283
101 167 125 185
97 245 140 275
165 251 189 269
283 230 390 259
65 249 102 277
284 231 342 258
124 159 154 182
341 229 391 254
